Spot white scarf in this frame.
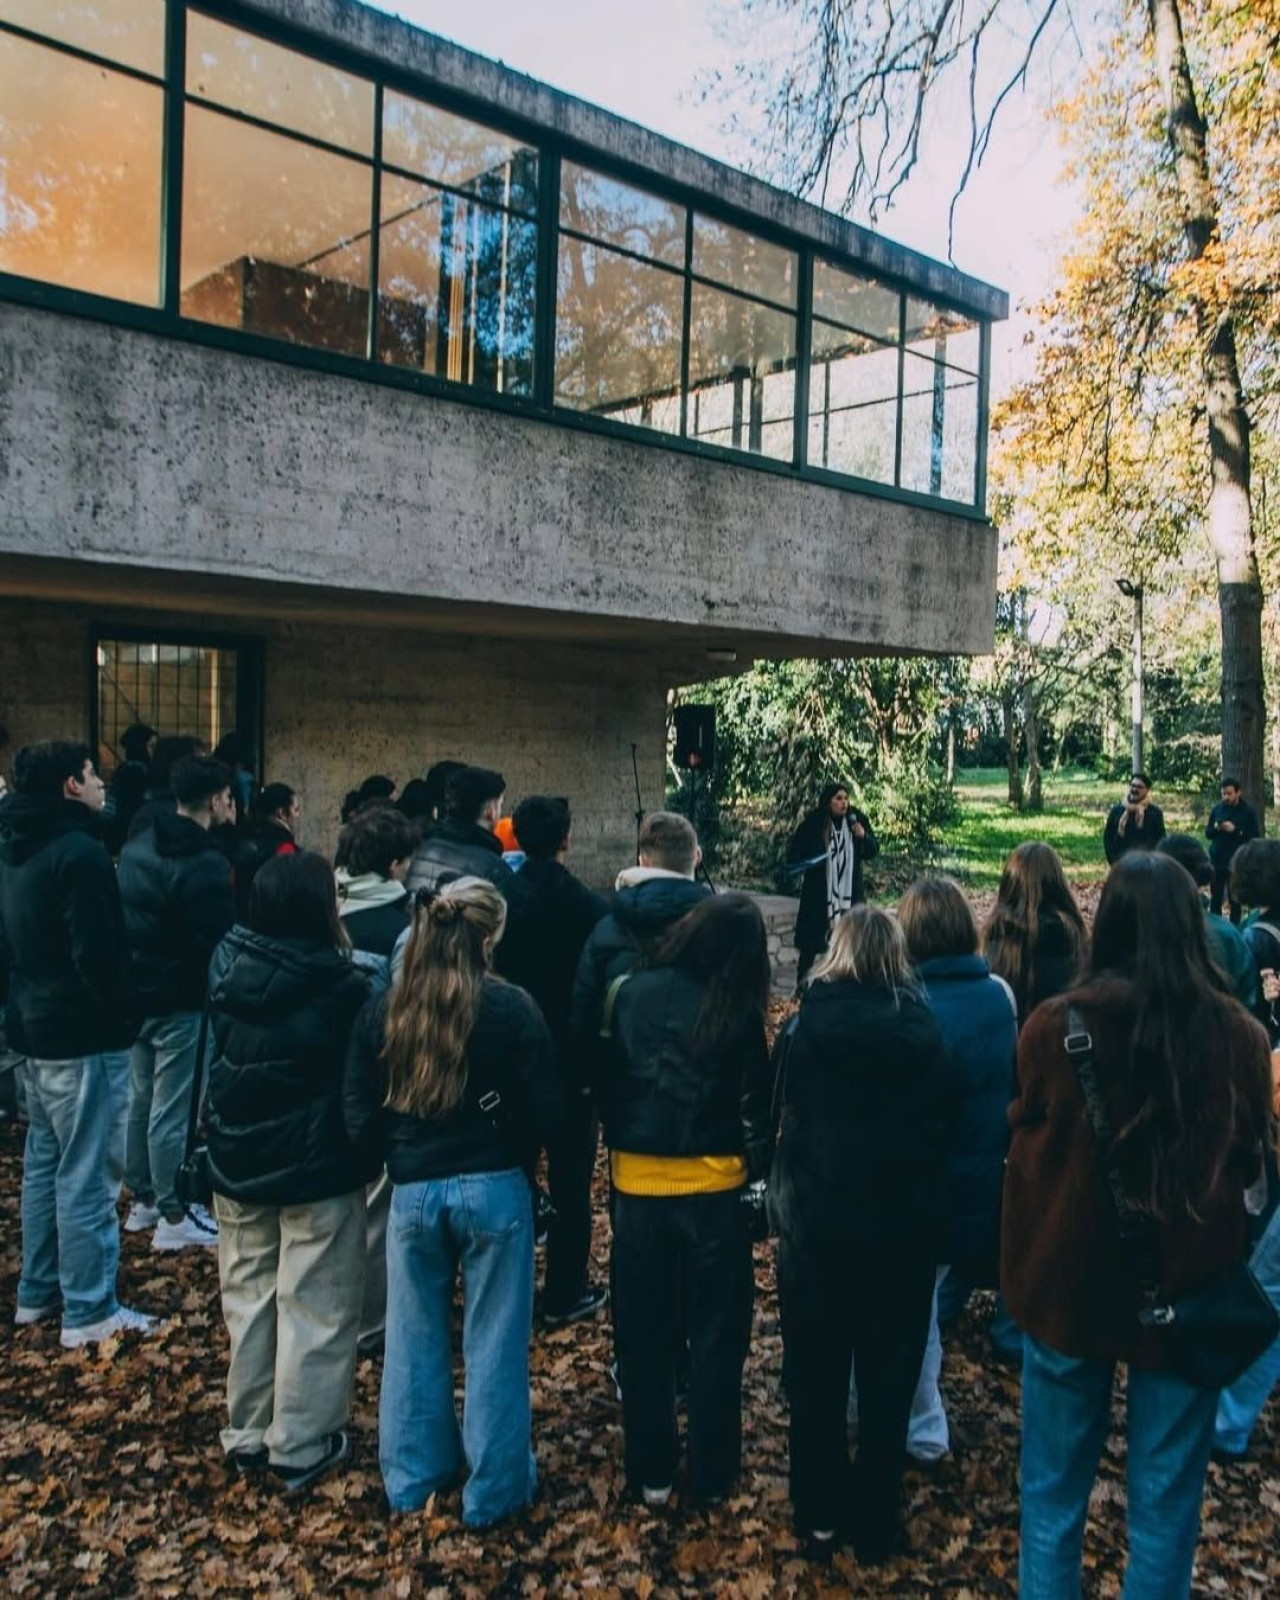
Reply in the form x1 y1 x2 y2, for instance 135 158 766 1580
826 817 855 923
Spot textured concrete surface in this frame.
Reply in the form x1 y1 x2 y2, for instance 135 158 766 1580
0 306 998 661
0 599 667 886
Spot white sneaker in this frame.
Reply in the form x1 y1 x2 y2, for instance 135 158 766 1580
60 1305 161 1348
124 1200 160 1233
641 1484 672 1508
14 1301 59 1326
153 1206 218 1251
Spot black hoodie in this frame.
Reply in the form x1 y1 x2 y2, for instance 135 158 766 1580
0 794 139 1058
118 810 236 1015
205 926 372 1205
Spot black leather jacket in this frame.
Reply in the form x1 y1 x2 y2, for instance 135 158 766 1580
601 965 774 1180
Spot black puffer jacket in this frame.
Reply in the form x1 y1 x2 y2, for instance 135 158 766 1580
206 927 372 1205
0 795 138 1057
118 811 236 1015
770 978 958 1251
603 965 774 1179
570 872 711 1046
405 819 513 898
343 975 562 1183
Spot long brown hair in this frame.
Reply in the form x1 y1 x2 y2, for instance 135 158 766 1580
647 892 770 1056
982 841 1085 1012
1089 852 1271 1220
382 877 506 1118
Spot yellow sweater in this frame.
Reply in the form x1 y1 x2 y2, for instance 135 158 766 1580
610 1151 746 1197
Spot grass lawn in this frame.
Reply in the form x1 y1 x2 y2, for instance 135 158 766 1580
936 768 1200 890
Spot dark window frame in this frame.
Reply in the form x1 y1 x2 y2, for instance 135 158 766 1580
0 0 994 517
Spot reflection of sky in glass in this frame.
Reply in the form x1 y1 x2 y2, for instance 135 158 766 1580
560 163 686 267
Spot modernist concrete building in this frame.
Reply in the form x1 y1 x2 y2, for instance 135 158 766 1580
0 0 1007 879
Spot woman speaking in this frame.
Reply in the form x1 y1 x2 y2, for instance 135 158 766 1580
787 782 879 989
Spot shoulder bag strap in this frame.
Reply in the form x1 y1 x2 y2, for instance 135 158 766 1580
183 1001 212 1160
1064 1004 1170 1323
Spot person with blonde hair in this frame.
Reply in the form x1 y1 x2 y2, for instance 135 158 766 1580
343 877 561 1527
770 904 957 1564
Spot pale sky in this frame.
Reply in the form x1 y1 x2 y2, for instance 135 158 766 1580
368 0 1084 393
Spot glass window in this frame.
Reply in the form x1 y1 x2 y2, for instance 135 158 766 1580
0 32 163 303
555 236 683 432
686 282 796 460
904 294 980 373
812 259 900 344
180 105 373 358
692 216 796 309
186 10 374 155
96 636 250 777
807 324 898 485
0 0 165 75
560 163 685 267
377 173 536 395
382 90 537 215
899 351 979 502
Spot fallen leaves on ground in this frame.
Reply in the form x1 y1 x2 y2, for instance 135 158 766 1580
1 965 1274 1597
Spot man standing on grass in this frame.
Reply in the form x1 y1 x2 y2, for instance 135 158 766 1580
0 740 156 1347
1205 777 1260 925
1103 772 1166 864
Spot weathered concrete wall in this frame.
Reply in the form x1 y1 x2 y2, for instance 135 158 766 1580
0 598 667 887
0 305 997 661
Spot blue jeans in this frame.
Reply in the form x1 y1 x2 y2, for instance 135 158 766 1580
126 1012 203 1218
18 1052 131 1328
1214 1205 1280 1454
1020 1334 1218 1599
380 1169 536 1526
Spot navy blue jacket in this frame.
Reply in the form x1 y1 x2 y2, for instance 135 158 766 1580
917 954 1018 1277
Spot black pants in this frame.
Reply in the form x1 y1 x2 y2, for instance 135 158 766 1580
543 1088 599 1314
612 1188 754 1499
778 1224 935 1558
1210 865 1241 923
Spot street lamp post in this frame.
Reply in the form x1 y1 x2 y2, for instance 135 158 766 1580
1116 578 1144 773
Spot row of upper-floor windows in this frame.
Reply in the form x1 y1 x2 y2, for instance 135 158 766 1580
0 1 989 508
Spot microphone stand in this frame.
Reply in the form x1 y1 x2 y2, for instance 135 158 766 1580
630 743 644 857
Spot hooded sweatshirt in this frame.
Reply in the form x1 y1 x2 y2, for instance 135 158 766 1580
118 809 236 1015
0 793 139 1057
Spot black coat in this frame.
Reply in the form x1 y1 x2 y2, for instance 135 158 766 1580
1103 801 1166 864
1206 799 1261 869
770 978 957 1252
343 976 562 1184
496 857 608 1055
986 909 1082 1025
205 927 372 1205
569 873 711 1075
341 894 412 959
602 965 774 1179
405 819 513 898
232 823 298 919
118 811 236 1015
787 808 879 955
0 795 139 1058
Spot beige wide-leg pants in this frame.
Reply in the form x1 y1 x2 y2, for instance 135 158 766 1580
214 1188 366 1469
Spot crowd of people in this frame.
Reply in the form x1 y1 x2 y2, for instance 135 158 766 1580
0 733 1277 1593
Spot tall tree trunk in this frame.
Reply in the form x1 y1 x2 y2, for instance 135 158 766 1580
946 716 956 784
1002 688 1024 811
1148 0 1266 812
1023 683 1044 813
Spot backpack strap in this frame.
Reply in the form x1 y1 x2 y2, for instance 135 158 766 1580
599 971 632 1040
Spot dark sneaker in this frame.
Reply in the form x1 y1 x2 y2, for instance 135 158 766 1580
228 1446 269 1476
272 1431 349 1496
543 1285 608 1328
